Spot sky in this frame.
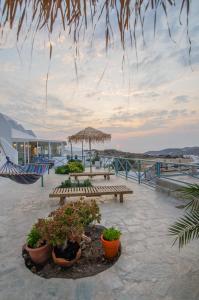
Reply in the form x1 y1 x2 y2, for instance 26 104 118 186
0 1 199 153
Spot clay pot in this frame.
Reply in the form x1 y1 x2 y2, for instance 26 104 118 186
101 235 120 259
52 248 81 267
25 243 51 264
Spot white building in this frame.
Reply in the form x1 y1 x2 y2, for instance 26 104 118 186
0 113 66 164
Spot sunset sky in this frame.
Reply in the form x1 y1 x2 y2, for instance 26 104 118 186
0 1 198 152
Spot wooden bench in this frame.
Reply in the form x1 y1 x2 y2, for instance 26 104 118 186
69 171 115 180
49 185 133 205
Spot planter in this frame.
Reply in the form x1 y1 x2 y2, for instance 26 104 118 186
101 235 120 259
52 248 81 267
25 243 51 264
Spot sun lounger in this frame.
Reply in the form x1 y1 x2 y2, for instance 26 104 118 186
49 185 133 205
69 171 115 180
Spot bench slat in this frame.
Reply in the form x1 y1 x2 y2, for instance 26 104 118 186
49 185 133 198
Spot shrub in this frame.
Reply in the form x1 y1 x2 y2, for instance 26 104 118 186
67 161 84 173
55 165 69 174
55 161 84 175
58 178 92 188
103 227 121 241
68 158 82 163
27 225 43 248
35 200 101 247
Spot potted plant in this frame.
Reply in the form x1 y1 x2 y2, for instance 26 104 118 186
101 227 121 258
44 199 101 267
25 224 51 264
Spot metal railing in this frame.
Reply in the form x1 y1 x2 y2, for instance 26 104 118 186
44 153 199 187
100 156 199 187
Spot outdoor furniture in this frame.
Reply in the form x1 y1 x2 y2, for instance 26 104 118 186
69 171 115 180
68 127 111 172
49 185 133 205
0 157 49 185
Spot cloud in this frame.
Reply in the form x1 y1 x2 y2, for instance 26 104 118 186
0 1 199 152
173 95 189 104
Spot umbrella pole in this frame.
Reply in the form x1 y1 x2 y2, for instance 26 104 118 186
82 141 84 162
70 141 73 159
89 139 92 173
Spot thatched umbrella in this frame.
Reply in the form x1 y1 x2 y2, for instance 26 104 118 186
68 127 111 172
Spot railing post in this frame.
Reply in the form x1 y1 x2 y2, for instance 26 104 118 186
138 160 141 184
125 160 128 179
115 158 118 176
156 162 161 177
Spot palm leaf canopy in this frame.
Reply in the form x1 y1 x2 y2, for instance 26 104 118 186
0 0 191 50
68 127 111 144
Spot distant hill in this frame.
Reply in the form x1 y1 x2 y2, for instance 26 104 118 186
94 149 150 159
93 147 199 159
145 147 199 157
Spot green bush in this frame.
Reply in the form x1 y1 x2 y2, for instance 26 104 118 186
55 165 69 174
103 227 121 241
36 199 101 246
27 225 42 248
67 161 84 173
58 178 92 188
68 158 82 163
55 161 84 174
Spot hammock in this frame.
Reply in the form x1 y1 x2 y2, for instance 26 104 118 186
0 157 49 184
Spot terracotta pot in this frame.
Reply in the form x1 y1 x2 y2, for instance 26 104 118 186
101 235 120 259
52 248 81 267
25 243 51 264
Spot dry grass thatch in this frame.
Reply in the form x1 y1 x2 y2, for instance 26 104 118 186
68 127 111 143
0 0 191 51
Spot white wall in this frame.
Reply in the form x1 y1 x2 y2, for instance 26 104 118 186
0 137 18 165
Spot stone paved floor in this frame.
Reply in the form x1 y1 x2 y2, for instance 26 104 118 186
0 170 198 300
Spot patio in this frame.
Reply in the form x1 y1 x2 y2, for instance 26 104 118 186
0 171 198 300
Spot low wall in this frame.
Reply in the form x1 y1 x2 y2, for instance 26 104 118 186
155 177 187 199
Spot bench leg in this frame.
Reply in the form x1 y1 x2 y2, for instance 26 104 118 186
107 175 110 180
104 175 106 180
119 194 124 203
59 196 66 206
114 193 117 200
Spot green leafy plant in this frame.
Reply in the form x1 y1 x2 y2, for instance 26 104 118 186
55 161 84 175
35 200 101 247
55 165 70 174
169 184 199 249
103 227 121 241
58 178 92 188
27 225 43 248
67 161 84 173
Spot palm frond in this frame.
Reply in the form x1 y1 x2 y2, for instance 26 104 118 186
169 211 199 249
180 184 199 198
0 0 192 51
180 184 199 211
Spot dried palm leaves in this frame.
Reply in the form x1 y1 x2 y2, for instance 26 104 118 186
0 0 191 51
68 127 111 143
